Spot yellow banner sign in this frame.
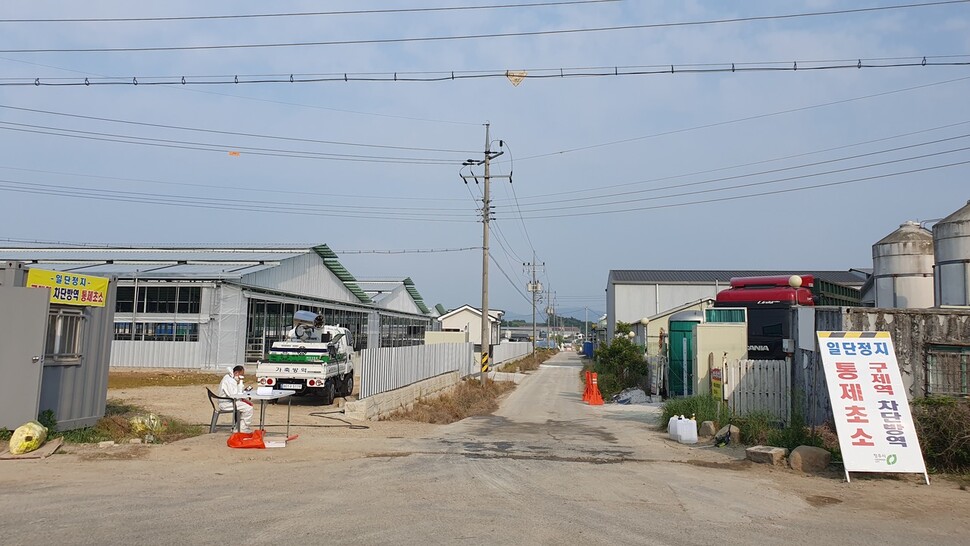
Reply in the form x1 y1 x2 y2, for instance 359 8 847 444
26 268 109 307
711 368 723 400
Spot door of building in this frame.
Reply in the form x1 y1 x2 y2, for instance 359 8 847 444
0 286 51 429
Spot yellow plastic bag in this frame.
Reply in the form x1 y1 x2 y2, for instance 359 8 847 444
9 421 48 455
129 414 162 435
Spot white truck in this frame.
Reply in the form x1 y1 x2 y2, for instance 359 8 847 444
255 310 355 405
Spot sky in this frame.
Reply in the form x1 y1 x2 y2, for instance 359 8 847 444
1 1 968 320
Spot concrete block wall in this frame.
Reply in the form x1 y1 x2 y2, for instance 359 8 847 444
344 371 460 421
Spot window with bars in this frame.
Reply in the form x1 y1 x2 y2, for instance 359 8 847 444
926 345 970 396
46 308 85 363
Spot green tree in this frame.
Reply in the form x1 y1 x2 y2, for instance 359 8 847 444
592 336 647 398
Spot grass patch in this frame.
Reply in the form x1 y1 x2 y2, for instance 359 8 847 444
38 399 206 445
659 396 731 431
385 379 516 424
499 348 557 372
108 370 222 389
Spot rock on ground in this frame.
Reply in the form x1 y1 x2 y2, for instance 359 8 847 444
746 445 789 466
789 445 831 473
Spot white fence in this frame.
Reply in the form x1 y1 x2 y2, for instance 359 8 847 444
358 342 474 399
492 342 533 366
724 359 791 424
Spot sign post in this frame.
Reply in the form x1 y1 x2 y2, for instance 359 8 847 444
817 331 929 484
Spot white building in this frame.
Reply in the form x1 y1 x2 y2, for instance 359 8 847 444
0 245 434 369
605 269 868 340
436 304 504 346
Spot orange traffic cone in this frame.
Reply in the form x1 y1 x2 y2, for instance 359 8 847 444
582 370 591 401
588 373 604 405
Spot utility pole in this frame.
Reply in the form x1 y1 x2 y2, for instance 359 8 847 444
461 123 509 383
524 255 544 357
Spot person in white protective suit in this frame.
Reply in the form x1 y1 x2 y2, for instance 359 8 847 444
219 365 254 433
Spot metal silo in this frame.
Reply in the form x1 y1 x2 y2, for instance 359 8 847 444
872 221 934 308
934 200 970 306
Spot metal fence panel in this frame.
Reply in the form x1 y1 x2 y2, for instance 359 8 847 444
726 359 791 424
491 342 533 366
359 342 474 399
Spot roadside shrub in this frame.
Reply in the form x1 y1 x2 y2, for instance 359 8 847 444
659 396 731 430
0 428 11 441
735 411 777 446
591 336 646 398
912 395 970 472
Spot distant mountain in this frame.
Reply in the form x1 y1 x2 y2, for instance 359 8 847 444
503 308 604 322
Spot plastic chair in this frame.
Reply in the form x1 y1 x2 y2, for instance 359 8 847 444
207 387 240 433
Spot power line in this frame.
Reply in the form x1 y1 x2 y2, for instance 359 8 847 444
0 238 482 254
0 177 479 221
498 145 970 216
495 119 970 203
518 74 970 161
0 164 472 203
507 133 970 209
1 1 618 23
5 56 969 86
0 56 479 127
0 121 462 165
3 1 965 53
0 103 477 155
500 159 970 219
490 254 532 304
331 247 482 254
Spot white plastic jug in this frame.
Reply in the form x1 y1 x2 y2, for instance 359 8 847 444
667 416 680 440
678 417 698 445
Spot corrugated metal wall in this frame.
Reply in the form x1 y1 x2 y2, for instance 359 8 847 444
38 278 117 430
492 342 533 365
359 342 474 398
110 341 206 368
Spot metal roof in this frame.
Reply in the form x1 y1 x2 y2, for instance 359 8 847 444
311 245 372 304
0 247 307 262
356 278 432 315
403 277 431 315
609 269 868 286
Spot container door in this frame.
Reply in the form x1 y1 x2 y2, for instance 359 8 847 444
0 286 51 429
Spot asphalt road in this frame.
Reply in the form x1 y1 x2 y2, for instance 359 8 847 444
2 351 967 545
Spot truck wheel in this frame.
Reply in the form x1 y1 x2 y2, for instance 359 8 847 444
321 380 336 405
340 373 354 396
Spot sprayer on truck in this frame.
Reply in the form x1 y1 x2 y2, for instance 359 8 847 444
254 310 355 405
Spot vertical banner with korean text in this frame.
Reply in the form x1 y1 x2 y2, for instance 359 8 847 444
817 331 928 481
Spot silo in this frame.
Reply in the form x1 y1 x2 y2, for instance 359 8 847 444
934 200 970 306
872 221 934 308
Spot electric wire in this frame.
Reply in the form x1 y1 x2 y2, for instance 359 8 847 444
5 56 969 86
519 74 970 161
0 104 478 155
490 253 533 304
0 121 462 165
2 1 964 53
0 177 479 221
0 164 472 203
496 145 970 216
0 55 479 126
494 119 970 202
502 159 970 219
1 1 618 23
505 133 970 209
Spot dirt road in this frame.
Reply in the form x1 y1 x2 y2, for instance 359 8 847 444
1 352 967 545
